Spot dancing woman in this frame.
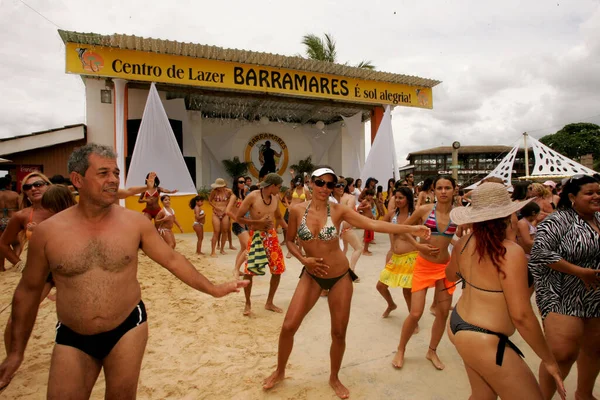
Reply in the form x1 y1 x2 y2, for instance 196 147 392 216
376 187 418 318
392 176 457 370
138 173 177 221
208 178 233 257
262 167 430 399
529 174 600 400
155 195 183 249
0 178 76 353
416 177 435 207
445 183 565 400
189 195 206 255
339 178 362 274
225 176 251 277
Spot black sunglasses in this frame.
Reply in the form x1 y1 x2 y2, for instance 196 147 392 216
22 181 48 191
313 178 336 190
335 183 346 188
237 180 245 184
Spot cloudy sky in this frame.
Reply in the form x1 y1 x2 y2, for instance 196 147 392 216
1 0 599 163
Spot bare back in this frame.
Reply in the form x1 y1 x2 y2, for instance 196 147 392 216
42 205 144 334
0 190 19 218
451 234 517 336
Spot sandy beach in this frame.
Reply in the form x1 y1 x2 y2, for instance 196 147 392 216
0 231 597 399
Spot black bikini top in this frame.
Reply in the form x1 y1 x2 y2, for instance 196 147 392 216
455 235 503 293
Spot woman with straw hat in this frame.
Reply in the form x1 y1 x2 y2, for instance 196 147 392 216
208 178 233 257
445 182 565 400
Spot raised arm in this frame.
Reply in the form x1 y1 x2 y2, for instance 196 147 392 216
0 226 51 389
118 185 147 199
140 215 247 296
225 194 238 221
336 204 430 239
158 187 178 195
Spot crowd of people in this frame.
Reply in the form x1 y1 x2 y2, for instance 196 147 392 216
0 143 598 399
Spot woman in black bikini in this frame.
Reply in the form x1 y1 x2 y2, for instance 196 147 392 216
262 166 430 399
445 183 565 400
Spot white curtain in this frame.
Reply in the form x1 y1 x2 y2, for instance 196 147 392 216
301 124 340 165
125 83 197 194
360 106 398 185
341 112 363 179
113 79 127 204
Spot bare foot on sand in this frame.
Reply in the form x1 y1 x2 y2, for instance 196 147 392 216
229 245 237 250
426 348 445 370
210 252 217 258
286 253 292 259
329 377 350 399
392 350 405 368
243 304 252 316
362 251 372 256
320 290 328 297
220 249 226 255
263 370 285 390
196 251 205 255
265 303 283 313
382 303 397 318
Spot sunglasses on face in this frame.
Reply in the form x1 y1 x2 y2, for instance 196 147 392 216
335 183 346 188
313 178 336 190
237 181 245 184
22 181 48 191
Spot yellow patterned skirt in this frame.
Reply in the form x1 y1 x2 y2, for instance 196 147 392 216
379 251 418 288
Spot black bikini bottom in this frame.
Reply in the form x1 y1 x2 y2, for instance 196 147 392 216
55 300 147 360
450 308 524 366
300 267 358 290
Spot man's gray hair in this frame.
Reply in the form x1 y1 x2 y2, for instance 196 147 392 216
68 143 117 175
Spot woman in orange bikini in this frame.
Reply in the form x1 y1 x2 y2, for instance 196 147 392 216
392 176 458 371
209 178 233 257
138 173 178 221
0 175 76 353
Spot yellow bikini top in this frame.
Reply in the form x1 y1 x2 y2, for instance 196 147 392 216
292 189 306 200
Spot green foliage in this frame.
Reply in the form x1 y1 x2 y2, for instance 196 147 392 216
221 157 251 181
539 123 600 169
301 33 375 69
290 156 315 177
197 186 211 198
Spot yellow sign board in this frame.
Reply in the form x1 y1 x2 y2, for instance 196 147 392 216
66 42 433 108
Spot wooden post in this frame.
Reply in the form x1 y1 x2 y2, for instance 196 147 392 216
370 106 385 144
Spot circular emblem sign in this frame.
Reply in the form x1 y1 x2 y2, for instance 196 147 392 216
244 133 289 179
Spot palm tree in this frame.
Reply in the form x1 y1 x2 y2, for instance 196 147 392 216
301 33 375 70
222 156 251 182
289 156 316 178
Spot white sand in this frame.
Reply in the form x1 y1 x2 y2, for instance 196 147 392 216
0 231 597 399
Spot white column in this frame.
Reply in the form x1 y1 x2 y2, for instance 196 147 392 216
113 79 128 204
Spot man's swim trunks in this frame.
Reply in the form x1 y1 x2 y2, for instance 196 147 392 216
379 251 418 289
245 229 285 276
55 300 147 360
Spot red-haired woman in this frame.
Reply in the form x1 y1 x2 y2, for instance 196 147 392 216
446 182 564 399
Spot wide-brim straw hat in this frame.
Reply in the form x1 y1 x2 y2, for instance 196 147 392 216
450 182 533 225
211 178 227 188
